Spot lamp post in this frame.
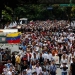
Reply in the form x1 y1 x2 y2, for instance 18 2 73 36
69 0 72 26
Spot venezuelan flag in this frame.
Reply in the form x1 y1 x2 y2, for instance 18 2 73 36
6 32 21 43
7 32 21 37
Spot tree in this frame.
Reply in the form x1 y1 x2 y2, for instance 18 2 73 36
71 6 75 18
2 6 13 23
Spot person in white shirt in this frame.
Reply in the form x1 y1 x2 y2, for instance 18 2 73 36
6 66 14 75
61 52 68 59
35 50 40 60
42 51 48 61
3 64 8 75
43 41 48 46
35 63 42 75
7 71 12 75
31 61 36 73
47 51 53 62
60 55 68 75
69 52 74 64
42 68 49 75
26 65 32 75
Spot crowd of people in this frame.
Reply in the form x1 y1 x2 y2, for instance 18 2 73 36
0 20 75 75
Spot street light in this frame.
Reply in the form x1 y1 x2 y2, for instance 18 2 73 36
69 0 72 26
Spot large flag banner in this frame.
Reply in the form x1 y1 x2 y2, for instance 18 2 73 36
6 32 21 43
0 29 18 43
6 32 21 37
0 29 21 44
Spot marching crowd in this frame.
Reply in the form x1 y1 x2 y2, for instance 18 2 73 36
0 20 75 75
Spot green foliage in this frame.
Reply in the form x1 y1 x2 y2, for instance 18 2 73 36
1 4 75 22
2 10 12 22
2 6 13 22
71 6 75 17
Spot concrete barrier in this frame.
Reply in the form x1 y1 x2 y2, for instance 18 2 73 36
0 44 19 53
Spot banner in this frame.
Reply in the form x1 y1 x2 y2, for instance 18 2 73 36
6 32 21 37
0 30 21 44
6 32 21 43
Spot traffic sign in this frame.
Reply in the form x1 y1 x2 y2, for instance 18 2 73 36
60 4 75 7
47 7 53 10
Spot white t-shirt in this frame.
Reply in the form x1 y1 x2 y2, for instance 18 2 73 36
36 53 40 59
7 71 12 75
42 71 49 75
47 53 53 61
32 65 36 73
61 58 68 64
36 66 42 75
42 53 48 60
3 68 8 75
26 69 32 75
60 64 68 72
